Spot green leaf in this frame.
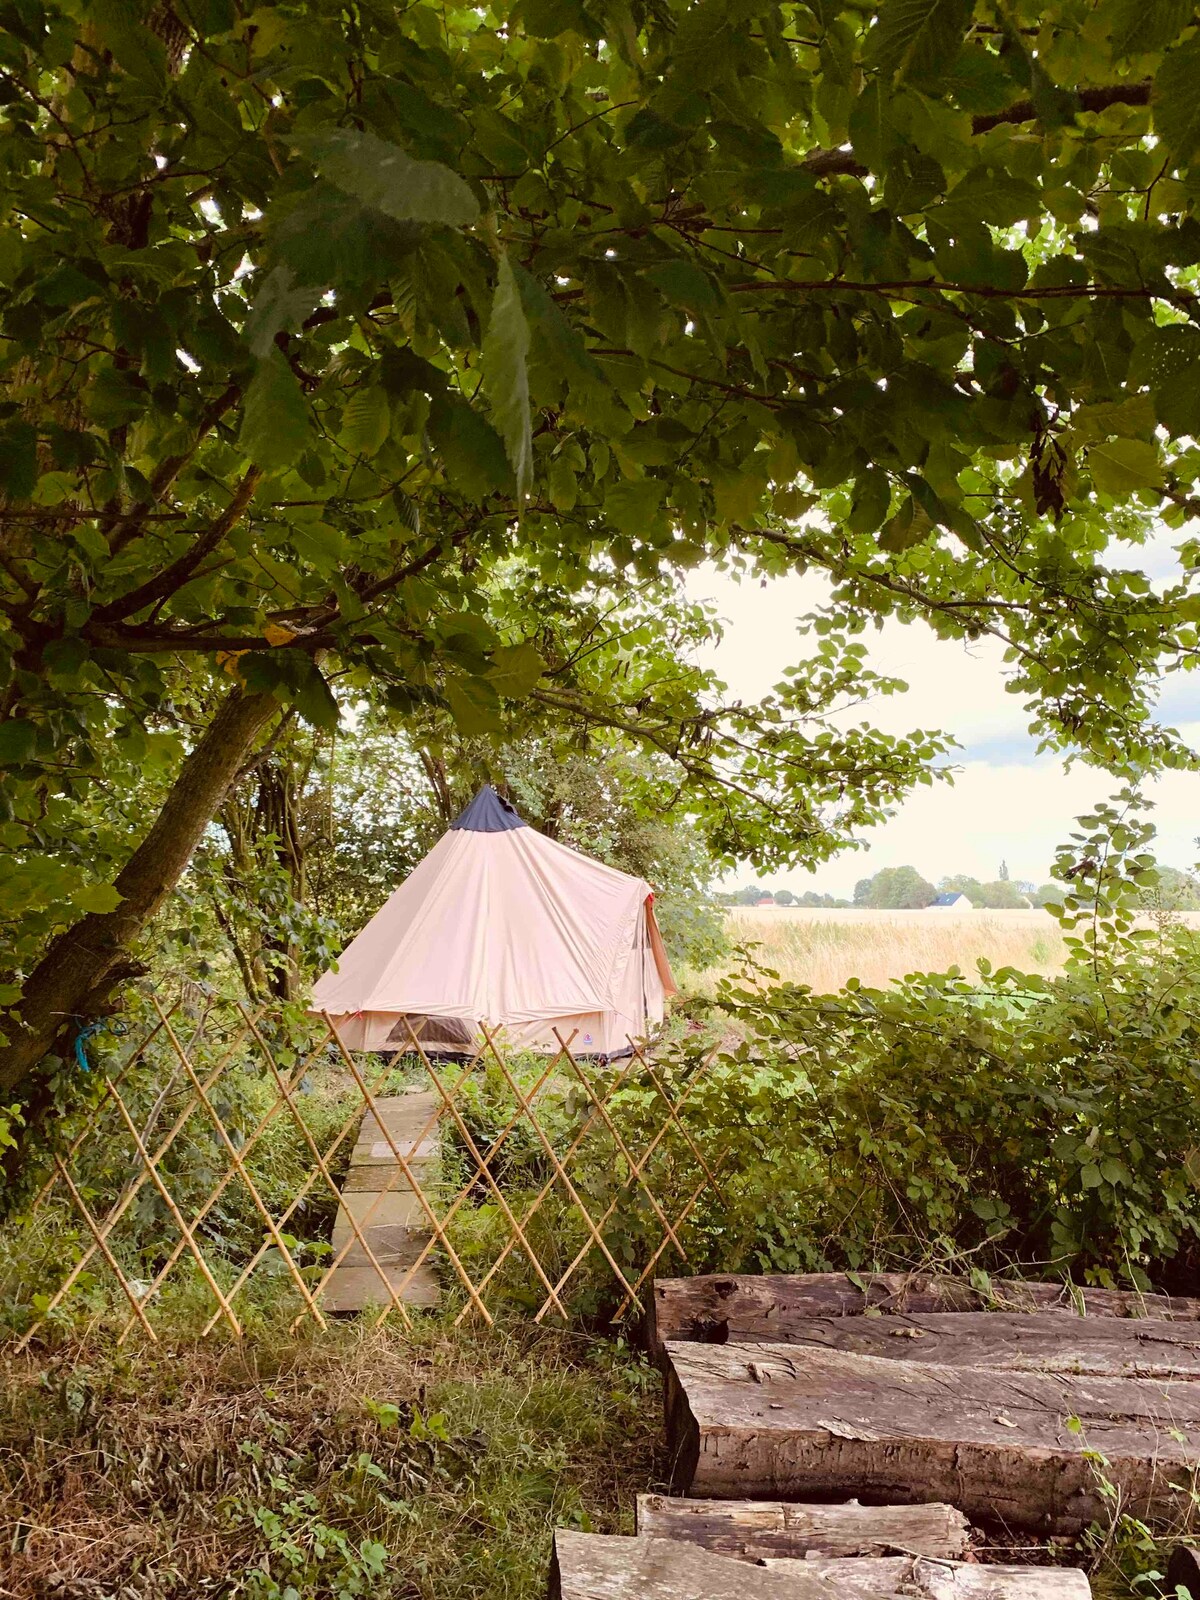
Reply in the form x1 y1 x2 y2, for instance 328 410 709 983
607 477 667 534
89 0 169 87
1154 33 1200 161
341 384 391 457
1138 325 1200 436
427 391 511 497
643 259 722 317
0 719 36 766
482 253 533 502
514 264 606 391
1108 0 1191 58
877 496 934 552
1088 437 1164 494
0 422 36 500
487 642 544 699
848 80 895 171
245 265 321 360
292 659 341 731
521 0 594 37
72 883 123 915
445 677 502 735
301 129 478 226
548 455 578 510
84 364 148 428
871 0 972 84
239 350 314 471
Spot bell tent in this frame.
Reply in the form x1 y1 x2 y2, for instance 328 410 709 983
311 786 676 1056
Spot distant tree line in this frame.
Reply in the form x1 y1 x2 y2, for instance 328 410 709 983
719 863 1200 913
717 886 853 908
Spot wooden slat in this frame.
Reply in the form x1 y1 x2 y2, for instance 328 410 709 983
648 1274 1200 1352
668 1310 1200 1378
551 1535 1089 1600
634 1496 970 1559
663 1340 1200 1532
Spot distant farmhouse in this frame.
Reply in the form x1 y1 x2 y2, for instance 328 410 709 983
930 891 974 910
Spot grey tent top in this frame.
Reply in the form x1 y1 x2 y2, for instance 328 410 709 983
450 785 527 833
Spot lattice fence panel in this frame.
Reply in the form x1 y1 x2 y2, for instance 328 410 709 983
5 994 726 1345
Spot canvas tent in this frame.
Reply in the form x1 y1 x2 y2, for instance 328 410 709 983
311 786 676 1056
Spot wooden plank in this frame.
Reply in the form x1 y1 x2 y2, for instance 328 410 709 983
320 1262 440 1313
323 1092 441 1311
550 1535 1088 1600
679 1310 1200 1379
648 1274 1200 1352
341 1159 438 1192
663 1340 1200 1532
634 1495 970 1559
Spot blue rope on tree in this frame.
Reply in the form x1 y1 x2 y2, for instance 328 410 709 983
72 1018 125 1073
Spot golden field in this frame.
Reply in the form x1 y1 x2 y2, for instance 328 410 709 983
699 905 1071 994
690 905 1200 994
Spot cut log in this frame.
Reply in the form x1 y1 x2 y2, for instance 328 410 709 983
762 1557 1089 1599
668 1310 1200 1379
550 1531 876 1600
648 1274 1200 1352
634 1495 970 1559
1166 1545 1200 1599
663 1340 1200 1532
550 1535 1089 1600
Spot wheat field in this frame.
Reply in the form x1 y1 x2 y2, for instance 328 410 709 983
693 906 1071 994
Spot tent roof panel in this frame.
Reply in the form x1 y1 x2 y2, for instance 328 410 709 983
449 785 526 833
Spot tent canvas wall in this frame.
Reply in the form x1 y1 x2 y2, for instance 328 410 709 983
311 787 676 1056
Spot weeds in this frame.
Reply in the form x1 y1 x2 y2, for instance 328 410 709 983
0 1316 661 1600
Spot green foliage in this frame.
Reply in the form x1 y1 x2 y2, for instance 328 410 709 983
664 795 1200 1291
853 864 936 908
5 0 1200 990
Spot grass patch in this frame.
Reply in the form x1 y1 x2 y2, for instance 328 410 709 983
0 1317 662 1599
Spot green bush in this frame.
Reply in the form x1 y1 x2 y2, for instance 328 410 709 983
660 797 1200 1292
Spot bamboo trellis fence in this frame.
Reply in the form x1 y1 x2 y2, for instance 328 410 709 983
8 994 726 1346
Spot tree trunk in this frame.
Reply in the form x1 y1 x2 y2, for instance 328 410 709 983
0 687 277 1095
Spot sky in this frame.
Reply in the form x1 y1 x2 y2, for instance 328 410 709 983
686 539 1200 898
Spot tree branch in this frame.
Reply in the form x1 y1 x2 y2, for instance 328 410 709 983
93 465 263 624
801 81 1153 178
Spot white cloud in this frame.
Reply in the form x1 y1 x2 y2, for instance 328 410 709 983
686 563 1200 892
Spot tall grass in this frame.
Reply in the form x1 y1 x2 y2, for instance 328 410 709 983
684 907 1070 994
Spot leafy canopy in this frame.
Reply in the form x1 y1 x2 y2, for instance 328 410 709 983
5 0 1200 965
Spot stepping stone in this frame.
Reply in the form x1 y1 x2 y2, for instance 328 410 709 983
663 1339 1200 1532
